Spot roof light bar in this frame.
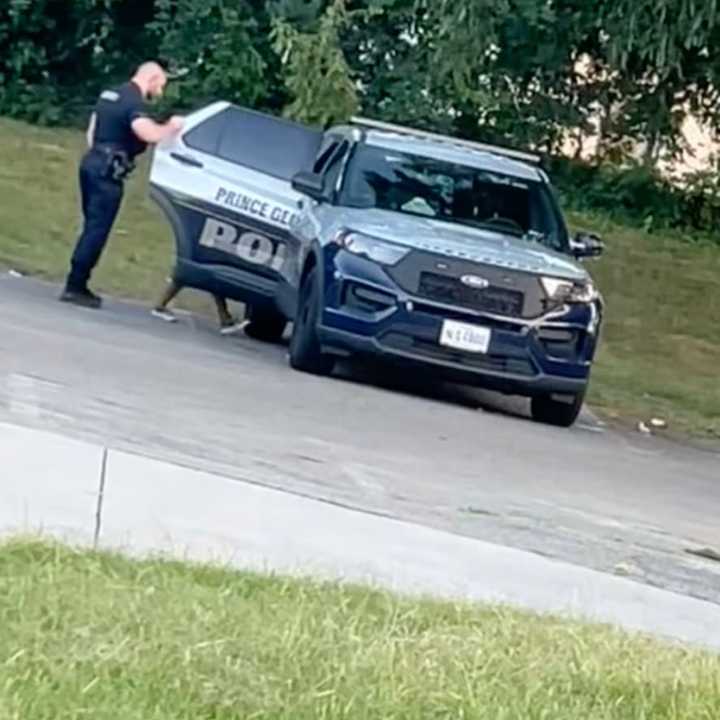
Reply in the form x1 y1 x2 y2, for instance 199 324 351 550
350 116 542 165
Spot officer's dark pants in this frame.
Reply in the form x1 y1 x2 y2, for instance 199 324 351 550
66 151 124 292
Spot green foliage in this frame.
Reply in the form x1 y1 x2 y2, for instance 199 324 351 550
601 0 720 78
149 0 270 112
340 0 456 132
0 0 113 123
271 0 359 126
270 0 324 28
551 158 720 237
3 0 720 236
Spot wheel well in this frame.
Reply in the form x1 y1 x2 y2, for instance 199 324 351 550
149 186 190 264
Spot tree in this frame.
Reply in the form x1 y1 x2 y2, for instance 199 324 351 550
340 0 456 132
149 0 270 112
422 0 720 165
4 0 720 171
271 0 359 126
0 0 124 123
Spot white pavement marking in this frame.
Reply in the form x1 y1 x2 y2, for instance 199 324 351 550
0 422 103 543
99 446 720 653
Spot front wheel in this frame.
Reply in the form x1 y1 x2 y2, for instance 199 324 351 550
244 305 288 343
289 267 335 375
530 390 586 428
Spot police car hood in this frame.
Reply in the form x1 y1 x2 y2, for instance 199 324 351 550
329 207 587 281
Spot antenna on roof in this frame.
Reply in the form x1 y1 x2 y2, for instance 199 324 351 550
350 116 542 166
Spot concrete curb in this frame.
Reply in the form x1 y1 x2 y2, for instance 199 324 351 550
2 421 719 653
0 423 102 544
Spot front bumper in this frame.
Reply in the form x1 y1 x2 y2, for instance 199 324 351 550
318 248 601 397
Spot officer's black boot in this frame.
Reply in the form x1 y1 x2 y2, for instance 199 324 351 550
60 286 103 309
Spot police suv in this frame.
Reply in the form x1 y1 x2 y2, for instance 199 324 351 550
149 103 605 427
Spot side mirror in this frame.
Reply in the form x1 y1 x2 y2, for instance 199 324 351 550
291 171 327 203
570 232 604 260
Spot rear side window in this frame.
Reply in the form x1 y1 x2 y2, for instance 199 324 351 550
217 107 323 181
183 111 228 155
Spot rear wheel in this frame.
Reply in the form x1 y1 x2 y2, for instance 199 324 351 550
530 390 585 428
244 305 287 343
289 267 335 375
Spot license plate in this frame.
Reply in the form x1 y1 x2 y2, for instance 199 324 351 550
439 320 491 354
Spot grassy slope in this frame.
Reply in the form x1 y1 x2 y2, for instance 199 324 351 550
1 540 719 719
570 211 720 436
1 117 718 437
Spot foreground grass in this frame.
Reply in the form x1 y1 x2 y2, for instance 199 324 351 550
1 540 719 719
0 117 718 437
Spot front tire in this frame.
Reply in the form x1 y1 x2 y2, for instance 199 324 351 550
531 390 586 428
244 305 288 343
289 267 335 375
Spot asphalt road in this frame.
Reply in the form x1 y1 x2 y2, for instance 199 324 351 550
1 273 719 604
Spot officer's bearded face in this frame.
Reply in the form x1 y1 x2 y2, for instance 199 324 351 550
148 75 167 101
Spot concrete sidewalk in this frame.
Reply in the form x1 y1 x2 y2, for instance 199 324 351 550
2 420 719 652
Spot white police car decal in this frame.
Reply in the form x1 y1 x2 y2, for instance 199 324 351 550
214 186 300 229
198 218 286 271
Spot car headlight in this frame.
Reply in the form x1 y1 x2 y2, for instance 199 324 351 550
541 276 598 304
334 229 410 267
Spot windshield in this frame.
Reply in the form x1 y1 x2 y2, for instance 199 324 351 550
338 145 568 252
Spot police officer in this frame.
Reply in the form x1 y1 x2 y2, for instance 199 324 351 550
61 62 184 308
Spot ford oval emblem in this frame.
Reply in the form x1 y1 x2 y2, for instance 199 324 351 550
460 274 490 290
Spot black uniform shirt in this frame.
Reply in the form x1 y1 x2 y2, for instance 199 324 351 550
92 82 149 159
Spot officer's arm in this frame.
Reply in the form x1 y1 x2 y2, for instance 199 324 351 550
86 113 96 148
131 117 183 145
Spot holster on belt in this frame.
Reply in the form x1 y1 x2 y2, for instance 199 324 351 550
94 145 136 182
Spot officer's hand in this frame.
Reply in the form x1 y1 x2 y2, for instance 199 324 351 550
168 115 185 132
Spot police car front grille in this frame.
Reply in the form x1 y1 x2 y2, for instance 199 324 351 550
418 272 524 317
386 251 548 319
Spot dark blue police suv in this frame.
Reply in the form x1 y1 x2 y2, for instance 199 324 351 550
150 104 605 427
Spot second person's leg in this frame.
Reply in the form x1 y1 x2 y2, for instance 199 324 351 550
213 295 243 335
152 278 183 322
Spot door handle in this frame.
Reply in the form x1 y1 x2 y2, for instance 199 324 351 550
170 152 204 168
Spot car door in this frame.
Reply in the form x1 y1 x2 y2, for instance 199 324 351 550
149 102 323 307
290 134 351 258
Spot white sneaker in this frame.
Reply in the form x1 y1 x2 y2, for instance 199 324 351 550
152 308 178 323
220 321 244 336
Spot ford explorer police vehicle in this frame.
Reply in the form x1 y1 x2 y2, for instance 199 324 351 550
149 103 605 427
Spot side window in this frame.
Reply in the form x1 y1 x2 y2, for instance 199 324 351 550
183 110 229 156
217 107 323 180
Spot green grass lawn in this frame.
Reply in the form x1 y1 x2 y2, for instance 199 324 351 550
1 539 719 719
568 211 720 438
1 116 718 437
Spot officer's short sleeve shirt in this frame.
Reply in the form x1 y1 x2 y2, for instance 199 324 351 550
93 82 149 159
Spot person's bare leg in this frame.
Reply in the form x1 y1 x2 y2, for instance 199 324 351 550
152 279 182 322
213 295 242 334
